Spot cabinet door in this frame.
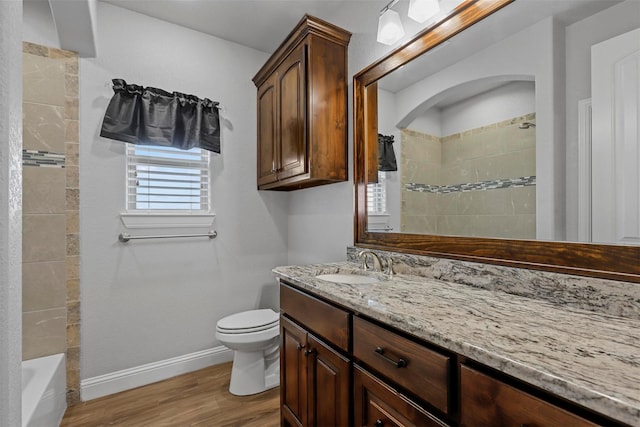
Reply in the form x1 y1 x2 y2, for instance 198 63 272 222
460 365 597 427
257 73 278 186
281 316 308 427
277 43 307 181
354 366 447 427
307 334 350 427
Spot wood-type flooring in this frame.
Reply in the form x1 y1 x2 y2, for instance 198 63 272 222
60 362 280 426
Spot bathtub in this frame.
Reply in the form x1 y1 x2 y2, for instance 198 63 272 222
22 353 67 427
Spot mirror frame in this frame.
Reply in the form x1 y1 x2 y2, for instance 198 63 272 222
353 0 640 283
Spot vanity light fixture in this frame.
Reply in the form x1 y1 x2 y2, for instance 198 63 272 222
377 0 405 45
408 0 440 23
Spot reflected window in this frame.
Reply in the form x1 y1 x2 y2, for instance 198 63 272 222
367 171 387 215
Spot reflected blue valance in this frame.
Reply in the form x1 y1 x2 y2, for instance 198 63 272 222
100 79 221 153
378 133 397 171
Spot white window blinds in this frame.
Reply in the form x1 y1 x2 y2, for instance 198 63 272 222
367 171 387 215
126 145 210 211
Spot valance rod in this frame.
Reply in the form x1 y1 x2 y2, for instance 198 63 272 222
104 82 226 112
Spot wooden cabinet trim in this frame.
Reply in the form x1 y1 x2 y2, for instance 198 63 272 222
253 15 351 88
280 283 350 352
460 365 599 427
354 365 449 427
280 315 309 426
274 43 307 181
306 334 350 427
353 316 451 415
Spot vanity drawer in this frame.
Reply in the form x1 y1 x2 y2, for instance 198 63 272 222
353 316 451 414
280 283 350 351
354 365 448 427
460 365 598 427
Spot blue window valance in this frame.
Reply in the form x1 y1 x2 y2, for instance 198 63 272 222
100 79 221 153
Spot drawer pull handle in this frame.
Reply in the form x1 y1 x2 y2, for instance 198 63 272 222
374 420 384 427
374 347 407 368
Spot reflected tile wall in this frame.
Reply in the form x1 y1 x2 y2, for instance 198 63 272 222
400 114 536 239
22 42 80 405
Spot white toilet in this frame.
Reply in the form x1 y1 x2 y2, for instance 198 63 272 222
215 308 280 396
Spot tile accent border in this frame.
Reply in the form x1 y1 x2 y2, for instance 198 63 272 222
406 176 536 194
22 149 66 168
23 41 81 406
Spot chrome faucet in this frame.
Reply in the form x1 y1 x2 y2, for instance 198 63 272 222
357 250 394 277
385 257 394 277
357 250 383 272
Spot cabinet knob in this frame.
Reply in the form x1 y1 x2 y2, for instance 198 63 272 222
296 343 305 351
374 420 384 427
304 348 316 356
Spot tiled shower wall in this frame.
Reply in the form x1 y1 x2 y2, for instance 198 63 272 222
22 42 80 404
401 114 536 239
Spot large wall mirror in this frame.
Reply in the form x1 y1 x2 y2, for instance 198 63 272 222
354 0 640 282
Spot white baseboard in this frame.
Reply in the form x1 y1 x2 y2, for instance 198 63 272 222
80 346 233 401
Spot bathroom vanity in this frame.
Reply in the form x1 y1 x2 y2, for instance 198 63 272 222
274 254 640 427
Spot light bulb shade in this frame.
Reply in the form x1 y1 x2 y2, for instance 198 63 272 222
377 9 405 45
408 0 440 23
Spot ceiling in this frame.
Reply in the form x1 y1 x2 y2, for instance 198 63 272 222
377 0 624 93
99 0 622 78
101 0 391 53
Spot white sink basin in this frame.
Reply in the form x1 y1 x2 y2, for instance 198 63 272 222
315 273 379 285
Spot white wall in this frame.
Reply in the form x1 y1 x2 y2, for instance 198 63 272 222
440 81 535 136
407 81 535 136
408 109 442 136
23 0 60 49
78 3 289 379
0 1 23 425
564 0 640 241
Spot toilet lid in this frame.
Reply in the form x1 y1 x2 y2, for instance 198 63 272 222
217 309 279 333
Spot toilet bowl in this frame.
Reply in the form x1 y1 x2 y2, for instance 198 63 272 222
216 309 280 396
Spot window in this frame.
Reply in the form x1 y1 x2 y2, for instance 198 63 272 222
367 171 387 215
126 145 210 212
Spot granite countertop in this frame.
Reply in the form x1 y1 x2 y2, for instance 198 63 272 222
273 261 640 426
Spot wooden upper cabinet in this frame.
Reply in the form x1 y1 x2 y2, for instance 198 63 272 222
253 15 351 191
276 43 307 182
257 73 278 186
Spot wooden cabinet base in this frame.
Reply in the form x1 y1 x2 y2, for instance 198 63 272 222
460 365 597 427
354 365 448 427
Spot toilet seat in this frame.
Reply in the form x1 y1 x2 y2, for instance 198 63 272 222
216 309 279 334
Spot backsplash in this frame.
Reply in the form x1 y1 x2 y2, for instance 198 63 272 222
347 247 640 320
